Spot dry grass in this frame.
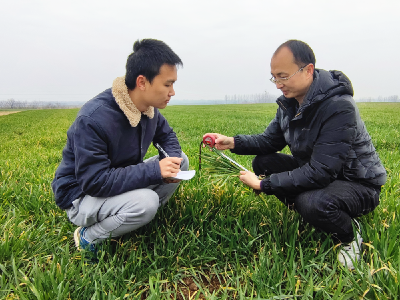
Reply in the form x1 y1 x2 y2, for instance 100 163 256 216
0 111 21 116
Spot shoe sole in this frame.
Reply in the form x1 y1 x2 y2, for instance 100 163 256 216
74 226 82 251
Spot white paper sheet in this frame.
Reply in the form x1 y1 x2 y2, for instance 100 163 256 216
169 170 196 180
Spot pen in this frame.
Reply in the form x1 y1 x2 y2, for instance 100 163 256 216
155 143 169 157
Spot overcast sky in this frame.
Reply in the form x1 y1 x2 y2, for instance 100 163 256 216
1 0 399 103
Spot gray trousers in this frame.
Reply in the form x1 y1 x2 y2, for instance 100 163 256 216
66 152 189 243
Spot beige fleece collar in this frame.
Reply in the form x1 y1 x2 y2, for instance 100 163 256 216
111 76 154 127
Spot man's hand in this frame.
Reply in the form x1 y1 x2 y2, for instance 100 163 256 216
202 133 235 150
159 157 182 183
239 171 261 190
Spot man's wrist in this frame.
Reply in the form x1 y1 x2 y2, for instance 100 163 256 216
229 137 235 149
255 180 262 190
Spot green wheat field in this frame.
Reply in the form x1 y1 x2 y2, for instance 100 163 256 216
1 103 399 299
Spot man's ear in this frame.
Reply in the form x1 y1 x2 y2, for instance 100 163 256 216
136 75 147 91
305 64 314 78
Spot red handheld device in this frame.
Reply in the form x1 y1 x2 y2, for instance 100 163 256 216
203 134 216 147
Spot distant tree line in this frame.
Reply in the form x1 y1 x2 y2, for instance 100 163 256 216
0 98 81 109
224 92 276 104
224 93 400 104
355 95 399 102
1 95 399 109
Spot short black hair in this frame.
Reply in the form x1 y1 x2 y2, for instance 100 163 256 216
125 39 183 90
275 40 316 67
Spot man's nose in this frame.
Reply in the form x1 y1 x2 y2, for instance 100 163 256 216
169 87 175 96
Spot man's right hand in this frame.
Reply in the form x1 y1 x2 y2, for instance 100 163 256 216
203 133 235 150
159 157 183 179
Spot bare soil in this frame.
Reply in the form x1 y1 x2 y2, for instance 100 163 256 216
0 111 21 116
175 274 224 299
139 274 225 299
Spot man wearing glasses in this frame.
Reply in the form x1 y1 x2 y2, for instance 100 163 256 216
204 40 386 269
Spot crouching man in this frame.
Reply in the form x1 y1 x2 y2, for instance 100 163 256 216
205 40 386 269
52 39 188 253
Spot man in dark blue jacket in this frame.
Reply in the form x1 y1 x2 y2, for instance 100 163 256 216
205 40 386 269
52 39 188 253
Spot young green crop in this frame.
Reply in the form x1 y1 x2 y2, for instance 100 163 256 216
0 103 399 299
200 146 247 188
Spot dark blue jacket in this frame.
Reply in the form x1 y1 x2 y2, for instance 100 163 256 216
232 69 386 195
52 88 181 209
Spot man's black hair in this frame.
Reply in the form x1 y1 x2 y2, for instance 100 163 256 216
125 39 183 90
276 40 316 67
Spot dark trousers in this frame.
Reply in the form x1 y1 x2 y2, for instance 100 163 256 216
253 153 381 243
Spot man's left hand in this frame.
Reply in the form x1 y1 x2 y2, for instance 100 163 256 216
239 171 261 190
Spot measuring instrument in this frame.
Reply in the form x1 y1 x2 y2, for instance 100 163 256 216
200 134 249 172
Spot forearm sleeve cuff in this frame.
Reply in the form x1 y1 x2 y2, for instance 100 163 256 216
261 176 273 195
230 136 241 154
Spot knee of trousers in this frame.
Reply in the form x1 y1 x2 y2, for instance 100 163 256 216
123 189 160 225
294 191 338 225
252 155 272 176
252 156 262 175
180 151 189 171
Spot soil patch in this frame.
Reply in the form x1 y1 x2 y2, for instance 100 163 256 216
0 111 21 116
139 274 225 299
175 274 224 299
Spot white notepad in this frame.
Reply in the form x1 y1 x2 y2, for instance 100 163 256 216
169 170 196 180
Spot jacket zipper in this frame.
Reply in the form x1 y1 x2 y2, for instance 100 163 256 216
277 100 287 110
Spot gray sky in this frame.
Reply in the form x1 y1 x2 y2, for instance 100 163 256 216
1 0 399 103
